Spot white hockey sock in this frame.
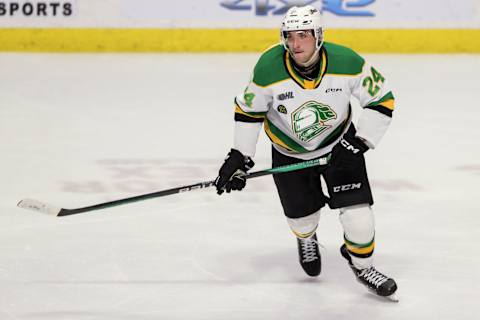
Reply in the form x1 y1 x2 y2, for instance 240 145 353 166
339 204 375 269
287 210 320 239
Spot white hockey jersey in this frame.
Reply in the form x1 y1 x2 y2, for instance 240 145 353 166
233 42 395 160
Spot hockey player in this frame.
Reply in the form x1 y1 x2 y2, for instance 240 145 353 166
215 5 398 300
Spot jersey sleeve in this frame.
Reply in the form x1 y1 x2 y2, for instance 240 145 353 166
232 72 272 158
351 61 395 149
234 72 272 123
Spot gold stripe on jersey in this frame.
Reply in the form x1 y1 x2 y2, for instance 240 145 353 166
303 79 315 90
285 52 303 88
234 105 265 119
234 98 267 119
379 99 395 111
263 120 294 152
315 49 328 87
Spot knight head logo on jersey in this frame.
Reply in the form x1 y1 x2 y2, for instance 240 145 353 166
291 101 337 142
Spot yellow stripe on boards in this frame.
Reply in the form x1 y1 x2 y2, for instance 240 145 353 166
0 28 479 53
327 29 480 54
0 28 278 52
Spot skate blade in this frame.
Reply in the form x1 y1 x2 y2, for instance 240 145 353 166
366 289 399 302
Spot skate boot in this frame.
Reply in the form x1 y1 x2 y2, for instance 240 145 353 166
340 244 398 301
297 233 321 277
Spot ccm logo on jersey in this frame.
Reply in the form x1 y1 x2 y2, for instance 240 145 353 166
333 183 362 193
277 92 294 100
340 138 360 153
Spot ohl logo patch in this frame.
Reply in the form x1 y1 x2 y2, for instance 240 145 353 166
291 101 337 142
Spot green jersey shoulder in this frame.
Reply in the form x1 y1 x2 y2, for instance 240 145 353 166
252 44 288 87
251 42 366 88
323 42 365 76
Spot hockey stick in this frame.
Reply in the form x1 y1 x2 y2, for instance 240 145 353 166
17 155 329 217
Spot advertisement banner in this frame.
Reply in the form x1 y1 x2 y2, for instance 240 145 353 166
0 0 479 29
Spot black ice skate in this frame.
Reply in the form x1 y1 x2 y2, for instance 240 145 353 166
297 233 321 277
340 244 398 302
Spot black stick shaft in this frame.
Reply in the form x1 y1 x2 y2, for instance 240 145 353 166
57 156 329 216
58 180 216 216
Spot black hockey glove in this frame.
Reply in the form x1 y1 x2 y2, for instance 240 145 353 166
215 149 255 195
330 135 369 171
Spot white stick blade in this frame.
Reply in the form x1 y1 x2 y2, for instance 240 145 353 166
17 198 61 216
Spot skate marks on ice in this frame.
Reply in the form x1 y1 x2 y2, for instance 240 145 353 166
189 230 402 311
57 158 425 196
452 164 480 176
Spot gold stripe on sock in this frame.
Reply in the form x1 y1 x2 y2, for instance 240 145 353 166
345 241 375 255
292 228 316 239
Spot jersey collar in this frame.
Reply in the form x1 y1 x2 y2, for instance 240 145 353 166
284 47 328 90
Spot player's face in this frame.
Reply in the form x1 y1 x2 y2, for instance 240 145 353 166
286 30 316 64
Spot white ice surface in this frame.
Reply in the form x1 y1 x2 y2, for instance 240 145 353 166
0 53 479 319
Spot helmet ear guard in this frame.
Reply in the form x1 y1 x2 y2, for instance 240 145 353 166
280 5 325 52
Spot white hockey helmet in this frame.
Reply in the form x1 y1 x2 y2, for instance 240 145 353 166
280 5 324 52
